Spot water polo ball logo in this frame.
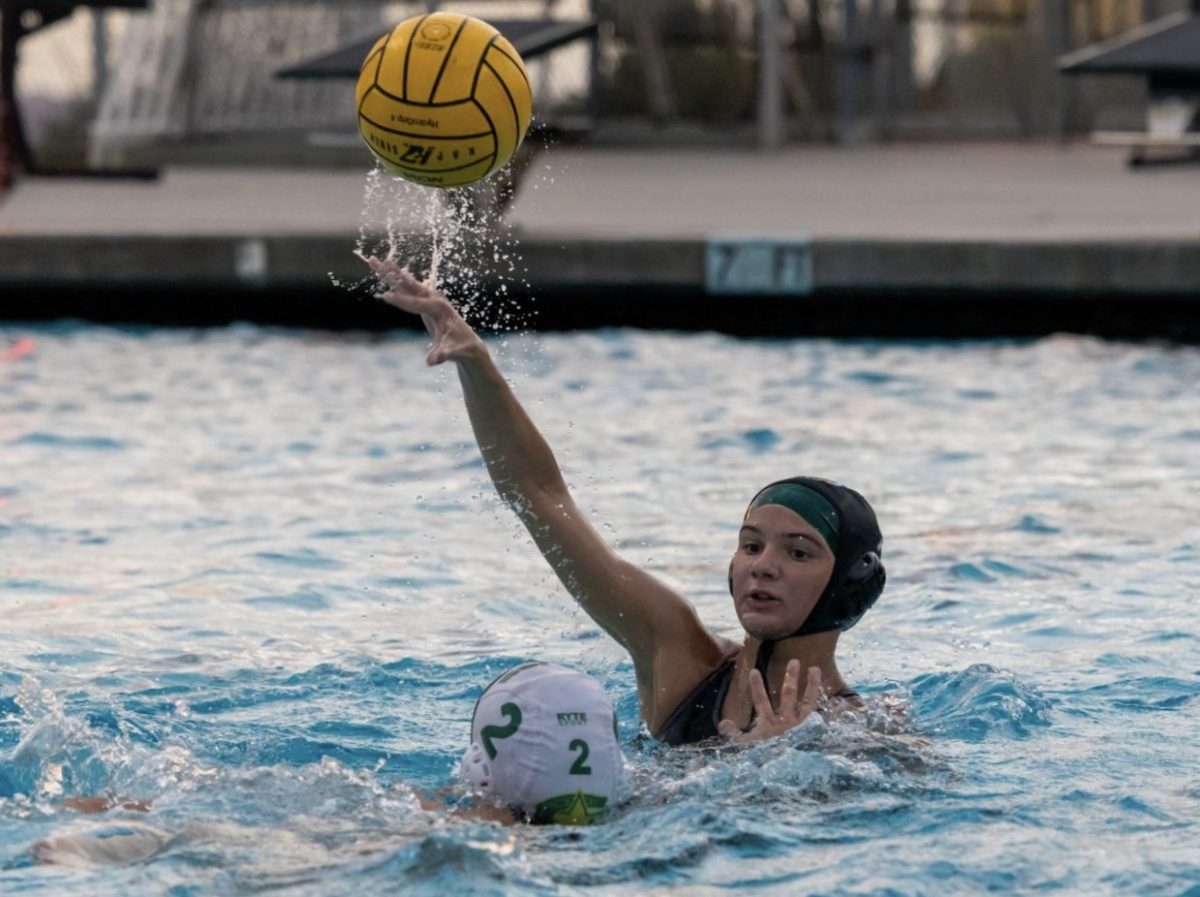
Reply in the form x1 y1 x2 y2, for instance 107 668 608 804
420 21 452 41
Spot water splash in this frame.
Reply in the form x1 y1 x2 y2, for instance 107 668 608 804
340 162 534 335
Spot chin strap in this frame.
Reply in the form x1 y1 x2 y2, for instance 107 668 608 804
754 639 776 689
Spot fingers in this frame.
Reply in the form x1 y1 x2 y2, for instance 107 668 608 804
377 283 440 316
364 254 394 279
744 663 805 728
799 666 823 715
364 254 397 272
747 669 775 720
392 265 427 293
719 664 832 746
365 255 429 293
717 718 743 739
780 659 801 715
751 661 803 722
801 666 820 700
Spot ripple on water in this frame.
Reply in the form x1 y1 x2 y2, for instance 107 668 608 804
931 450 982 463
1011 514 1060 534
911 665 1053 742
948 558 1051 582
11 433 128 451
250 549 345 570
949 562 996 583
2 328 1199 895
844 370 899 385
348 830 538 897
698 428 781 453
244 588 331 611
956 388 999 400
1077 676 1197 712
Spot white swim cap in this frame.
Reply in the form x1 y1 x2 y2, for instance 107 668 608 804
461 662 626 825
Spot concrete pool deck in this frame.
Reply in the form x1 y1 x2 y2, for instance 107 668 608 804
1 141 1198 336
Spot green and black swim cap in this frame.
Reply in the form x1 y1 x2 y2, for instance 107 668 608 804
743 476 886 637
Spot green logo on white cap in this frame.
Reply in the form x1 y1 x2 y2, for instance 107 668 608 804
533 790 609 825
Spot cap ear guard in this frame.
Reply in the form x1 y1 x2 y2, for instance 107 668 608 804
797 550 885 635
460 741 494 795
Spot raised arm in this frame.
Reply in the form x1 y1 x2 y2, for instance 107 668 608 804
367 257 729 725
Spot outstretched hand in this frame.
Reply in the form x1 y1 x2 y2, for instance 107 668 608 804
365 255 482 365
718 661 825 744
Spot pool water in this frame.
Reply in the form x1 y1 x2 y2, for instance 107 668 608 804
1 326 1197 896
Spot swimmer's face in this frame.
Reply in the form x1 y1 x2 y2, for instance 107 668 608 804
731 504 836 639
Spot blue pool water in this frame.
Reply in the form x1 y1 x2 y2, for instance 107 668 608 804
1 325 1197 895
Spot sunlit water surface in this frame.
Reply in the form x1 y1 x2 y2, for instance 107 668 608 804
1 326 1197 896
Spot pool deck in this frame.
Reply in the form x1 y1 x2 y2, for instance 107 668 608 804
1 141 1199 336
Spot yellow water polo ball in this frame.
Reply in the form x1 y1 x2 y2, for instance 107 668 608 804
355 13 534 188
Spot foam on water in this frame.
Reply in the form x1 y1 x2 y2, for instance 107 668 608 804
1 328 1198 895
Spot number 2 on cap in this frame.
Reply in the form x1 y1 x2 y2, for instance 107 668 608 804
569 738 592 774
481 703 522 759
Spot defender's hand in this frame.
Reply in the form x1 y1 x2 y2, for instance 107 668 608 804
718 661 824 744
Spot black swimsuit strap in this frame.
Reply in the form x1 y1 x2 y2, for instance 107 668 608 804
656 656 737 746
753 639 775 683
